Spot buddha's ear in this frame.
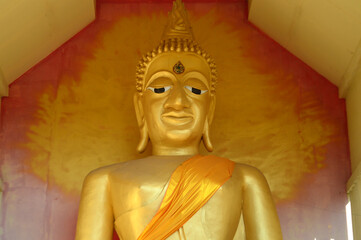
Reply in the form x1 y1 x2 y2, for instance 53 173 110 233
134 93 149 153
203 95 216 152
208 95 216 125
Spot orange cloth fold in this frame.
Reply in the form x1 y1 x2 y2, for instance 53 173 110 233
137 155 235 240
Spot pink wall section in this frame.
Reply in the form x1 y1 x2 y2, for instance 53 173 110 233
0 1 350 240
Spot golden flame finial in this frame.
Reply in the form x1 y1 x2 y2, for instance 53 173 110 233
161 0 194 41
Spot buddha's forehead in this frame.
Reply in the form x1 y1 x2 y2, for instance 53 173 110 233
145 52 211 82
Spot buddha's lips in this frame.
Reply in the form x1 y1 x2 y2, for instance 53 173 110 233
162 112 193 118
162 112 193 125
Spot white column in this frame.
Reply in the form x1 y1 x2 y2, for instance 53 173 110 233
341 40 361 240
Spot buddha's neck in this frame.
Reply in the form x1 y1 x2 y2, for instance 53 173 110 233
152 144 199 156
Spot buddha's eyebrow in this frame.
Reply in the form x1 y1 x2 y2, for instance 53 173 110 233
182 71 209 89
145 71 176 89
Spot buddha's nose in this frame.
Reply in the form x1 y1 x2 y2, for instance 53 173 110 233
164 84 190 110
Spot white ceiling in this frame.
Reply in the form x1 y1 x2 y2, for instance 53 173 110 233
1 0 360 100
248 0 361 97
0 0 95 99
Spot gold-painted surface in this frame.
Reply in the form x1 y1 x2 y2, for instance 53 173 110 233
161 0 194 41
134 52 215 155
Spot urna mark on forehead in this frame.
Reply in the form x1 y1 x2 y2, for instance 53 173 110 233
143 52 212 87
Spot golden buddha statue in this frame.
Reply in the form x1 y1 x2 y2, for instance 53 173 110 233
75 1 283 239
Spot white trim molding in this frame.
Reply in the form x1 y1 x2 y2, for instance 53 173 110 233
347 161 361 194
339 38 361 98
347 161 361 240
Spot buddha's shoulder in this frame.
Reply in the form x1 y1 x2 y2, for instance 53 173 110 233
84 156 173 181
81 163 122 185
85 159 142 176
232 162 268 186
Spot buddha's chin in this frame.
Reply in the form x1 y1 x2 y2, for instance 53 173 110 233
149 120 203 147
168 130 201 143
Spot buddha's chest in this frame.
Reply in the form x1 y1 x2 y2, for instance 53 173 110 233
110 172 243 240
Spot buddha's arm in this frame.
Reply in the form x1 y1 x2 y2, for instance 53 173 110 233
75 170 114 240
241 166 283 240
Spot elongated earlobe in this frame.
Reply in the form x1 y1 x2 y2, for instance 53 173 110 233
134 93 149 153
202 118 213 152
137 123 149 153
202 95 215 152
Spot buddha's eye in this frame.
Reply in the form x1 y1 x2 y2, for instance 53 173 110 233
147 86 171 94
185 86 208 95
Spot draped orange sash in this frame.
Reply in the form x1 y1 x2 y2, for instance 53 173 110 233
137 155 235 240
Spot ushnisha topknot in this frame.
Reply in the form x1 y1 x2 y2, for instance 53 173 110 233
136 0 217 95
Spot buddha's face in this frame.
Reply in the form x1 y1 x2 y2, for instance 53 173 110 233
134 52 215 155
